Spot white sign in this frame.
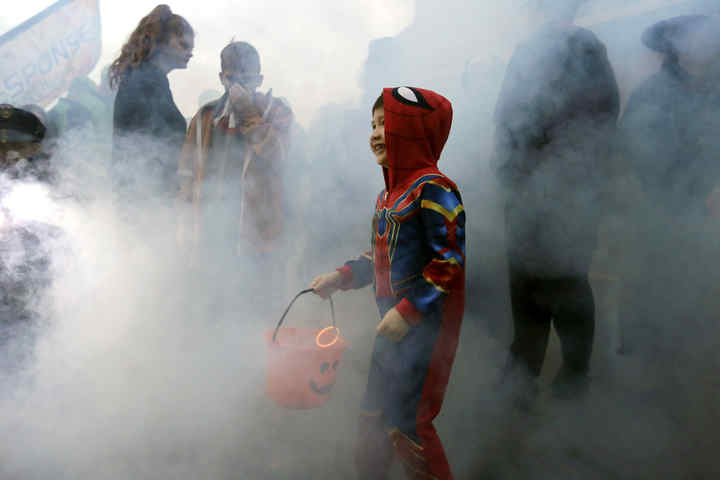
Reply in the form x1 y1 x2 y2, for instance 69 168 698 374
0 0 101 107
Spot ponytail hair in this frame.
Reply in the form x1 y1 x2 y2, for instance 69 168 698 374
109 5 193 88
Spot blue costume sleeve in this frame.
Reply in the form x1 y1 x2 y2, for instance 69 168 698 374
338 252 374 290
397 181 465 323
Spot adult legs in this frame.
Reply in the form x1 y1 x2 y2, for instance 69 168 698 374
549 275 595 395
507 269 553 378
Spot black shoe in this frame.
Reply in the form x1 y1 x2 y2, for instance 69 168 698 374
495 363 540 413
551 368 590 401
512 380 540 413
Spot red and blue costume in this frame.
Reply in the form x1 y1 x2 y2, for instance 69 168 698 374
337 87 465 480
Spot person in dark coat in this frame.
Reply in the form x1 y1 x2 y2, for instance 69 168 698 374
620 14 720 213
48 76 114 143
492 7 620 400
616 14 720 357
110 4 194 197
0 104 60 383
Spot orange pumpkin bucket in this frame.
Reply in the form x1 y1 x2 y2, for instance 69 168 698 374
264 289 348 409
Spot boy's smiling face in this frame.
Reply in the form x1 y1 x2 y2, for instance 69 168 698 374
370 107 387 167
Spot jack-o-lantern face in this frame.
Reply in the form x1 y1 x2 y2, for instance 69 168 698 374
310 359 340 395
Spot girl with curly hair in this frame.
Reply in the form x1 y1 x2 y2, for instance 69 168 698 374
111 4 194 196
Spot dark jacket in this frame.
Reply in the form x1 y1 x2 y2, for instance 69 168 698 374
0 204 60 375
112 62 187 193
48 77 114 142
618 60 720 212
493 23 620 276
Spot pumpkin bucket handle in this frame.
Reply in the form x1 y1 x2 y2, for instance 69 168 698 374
272 288 336 343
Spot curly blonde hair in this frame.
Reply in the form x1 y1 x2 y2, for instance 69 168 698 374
109 5 193 88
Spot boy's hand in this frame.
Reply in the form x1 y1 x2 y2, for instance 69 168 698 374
228 84 254 115
310 271 342 299
377 307 410 342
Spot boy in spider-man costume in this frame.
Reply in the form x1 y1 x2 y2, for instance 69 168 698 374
311 87 465 480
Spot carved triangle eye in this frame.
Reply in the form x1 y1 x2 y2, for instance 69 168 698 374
391 87 434 110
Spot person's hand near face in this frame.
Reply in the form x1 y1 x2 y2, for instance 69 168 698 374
228 83 254 115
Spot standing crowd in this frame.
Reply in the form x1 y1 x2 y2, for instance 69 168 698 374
1 2 720 479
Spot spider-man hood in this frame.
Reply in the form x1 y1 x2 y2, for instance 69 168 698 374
382 87 453 193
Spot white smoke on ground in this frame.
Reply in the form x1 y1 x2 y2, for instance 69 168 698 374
0 113 377 478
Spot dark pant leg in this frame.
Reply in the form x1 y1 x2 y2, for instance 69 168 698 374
550 275 595 376
508 270 553 377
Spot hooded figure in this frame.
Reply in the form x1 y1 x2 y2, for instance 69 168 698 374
616 14 720 357
326 87 465 479
620 14 720 211
493 22 620 397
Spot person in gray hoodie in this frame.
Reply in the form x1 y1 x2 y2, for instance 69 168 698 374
493 0 619 401
616 15 720 357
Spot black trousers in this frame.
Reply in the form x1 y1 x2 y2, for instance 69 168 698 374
508 270 595 378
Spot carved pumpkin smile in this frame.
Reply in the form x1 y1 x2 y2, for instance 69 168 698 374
310 380 335 394
310 359 340 395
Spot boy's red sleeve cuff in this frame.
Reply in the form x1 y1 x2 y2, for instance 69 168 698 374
336 265 354 290
395 298 422 326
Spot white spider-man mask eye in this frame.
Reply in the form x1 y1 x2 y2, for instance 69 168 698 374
391 87 434 110
397 87 418 103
